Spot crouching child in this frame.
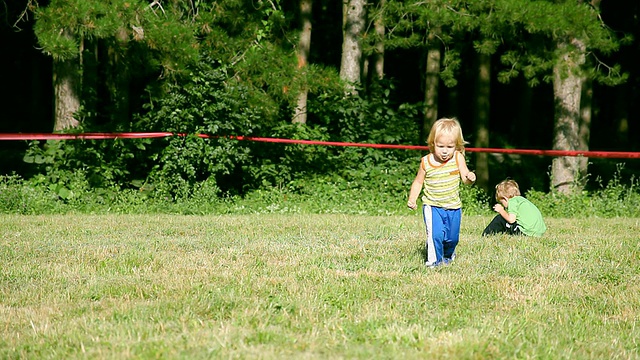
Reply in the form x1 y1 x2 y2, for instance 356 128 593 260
482 179 546 237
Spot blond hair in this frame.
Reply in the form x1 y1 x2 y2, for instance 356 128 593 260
495 179 521 202
427 117 468 155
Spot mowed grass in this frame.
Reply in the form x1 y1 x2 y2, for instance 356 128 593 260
1 214 639 359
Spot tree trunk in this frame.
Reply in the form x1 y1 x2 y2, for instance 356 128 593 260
578 78 592 178
363 0 385 90
82 38 99 123
106 30 131 125
53 58 81 131
372 0 385 80
551 38 587 194
423 33 440 143
340 0 366 93
474 53 491 192
293 90 308 124
292 0 313 124
576 0 596 178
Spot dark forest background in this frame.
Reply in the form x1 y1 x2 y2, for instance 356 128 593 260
0 0 639 200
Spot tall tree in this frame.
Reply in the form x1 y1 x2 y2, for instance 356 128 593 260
292 0 313 124
579 78 593 179
467 1 502 192
31 0 201 130
551 37 587 194
495 0 625 193
363 0 385 87
474 52 491 192
423 31 441 141
371 0 385 80
340 0 366 93
103 31 132 125
552 0 596 194
385 1 468 145
52 30 80 131
547 0 621 194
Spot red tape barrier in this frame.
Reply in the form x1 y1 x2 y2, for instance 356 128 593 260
1 132 639 159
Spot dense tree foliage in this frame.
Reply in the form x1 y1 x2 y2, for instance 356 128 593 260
0 0 638 201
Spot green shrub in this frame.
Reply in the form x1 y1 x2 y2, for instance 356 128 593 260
4 144 640 218
460 184 492 216
137 64 264 198
0 174 70 214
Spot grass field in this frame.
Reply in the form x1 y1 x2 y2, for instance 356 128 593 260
1 214 639 359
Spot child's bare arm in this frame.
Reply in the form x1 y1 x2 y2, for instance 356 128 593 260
407 164 426 210
456 152 476 184
493 203 517 223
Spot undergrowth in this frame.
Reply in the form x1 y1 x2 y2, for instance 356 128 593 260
1 168 639 217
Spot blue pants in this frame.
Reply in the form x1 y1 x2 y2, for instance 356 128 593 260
422 204 461 266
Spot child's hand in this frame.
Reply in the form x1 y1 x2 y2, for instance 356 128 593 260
407 200 417 210
466 172 476 182
493 203 504 213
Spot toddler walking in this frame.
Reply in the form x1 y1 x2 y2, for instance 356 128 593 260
407 118 476 267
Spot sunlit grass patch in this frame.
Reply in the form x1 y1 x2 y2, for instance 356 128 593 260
1 214 638 359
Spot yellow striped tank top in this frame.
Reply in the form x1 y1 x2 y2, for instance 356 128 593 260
421 151 462 209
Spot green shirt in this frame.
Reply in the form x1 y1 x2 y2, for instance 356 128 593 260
507 196 547 237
